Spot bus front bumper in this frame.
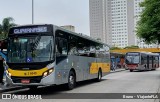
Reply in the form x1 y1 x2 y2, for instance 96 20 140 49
5 72 55 86
127 67 137 70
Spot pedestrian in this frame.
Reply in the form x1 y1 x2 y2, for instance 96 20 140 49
0 55 5 85
111 60 115 71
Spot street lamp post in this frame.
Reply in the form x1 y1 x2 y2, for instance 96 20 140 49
32 0 34 24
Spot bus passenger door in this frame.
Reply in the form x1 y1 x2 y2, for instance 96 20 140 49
147 56 149 69
149 56 152 70
55 37 69 84
152 56 154 69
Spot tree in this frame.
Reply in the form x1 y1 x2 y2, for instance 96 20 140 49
124 45 139 49
110 47 122 50
136 0 160 45
0 17 17 39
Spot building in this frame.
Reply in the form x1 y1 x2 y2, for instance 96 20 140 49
60 25 75 32
90 0 134 48
89 0 111 44
89 0 156 48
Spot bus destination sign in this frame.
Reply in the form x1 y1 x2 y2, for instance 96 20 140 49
13 26 48 34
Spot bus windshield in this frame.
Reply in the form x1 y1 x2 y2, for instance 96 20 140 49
8 35 54 63
125 53 140 64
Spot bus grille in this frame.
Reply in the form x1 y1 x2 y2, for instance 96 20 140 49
11 76 42 83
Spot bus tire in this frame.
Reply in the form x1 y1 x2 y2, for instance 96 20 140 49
152 68 156 70
67 70 76 90
96 69 102 82
130 69 133 72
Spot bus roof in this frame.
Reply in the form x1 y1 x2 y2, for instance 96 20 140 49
53 25 110 47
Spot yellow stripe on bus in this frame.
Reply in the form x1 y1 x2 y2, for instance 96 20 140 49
90 63 110 74
8 67 48 77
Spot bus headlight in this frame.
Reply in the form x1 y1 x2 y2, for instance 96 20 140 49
6 70 8 74
8 73 12 77
49 68 53 74
43 68 54 77
6 70 12 77
43 72 48 77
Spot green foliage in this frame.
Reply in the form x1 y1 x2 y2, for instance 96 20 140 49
110 47 122 50
0 17 17 40
136 0 160 44
124 45 139 49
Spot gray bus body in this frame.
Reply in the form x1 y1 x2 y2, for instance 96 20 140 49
5 24 110 88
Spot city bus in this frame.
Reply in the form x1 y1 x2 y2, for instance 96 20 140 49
125 52 159 72
2 24 110 90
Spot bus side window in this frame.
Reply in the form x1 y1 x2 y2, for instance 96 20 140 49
89 46 96 57
141 56 144 64
96 44 104 58
61 39 68 55
150 56 152 63
56 37 68 56
77 38 90 57
144 56 147 64
68 46 78 55
155 56 159 62
68 36 78 55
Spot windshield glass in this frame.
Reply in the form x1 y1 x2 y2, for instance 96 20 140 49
125 53 140 64
8 35 54 63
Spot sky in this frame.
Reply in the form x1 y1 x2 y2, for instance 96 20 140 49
0 0 90 35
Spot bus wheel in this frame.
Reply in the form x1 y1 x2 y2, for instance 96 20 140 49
152 68 156 70
96 69 102 82
67 71 76 90
130 69 133 72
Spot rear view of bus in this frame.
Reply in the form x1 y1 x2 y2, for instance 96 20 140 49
125 52 140 72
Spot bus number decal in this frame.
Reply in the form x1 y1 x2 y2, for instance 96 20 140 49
24 72 37 76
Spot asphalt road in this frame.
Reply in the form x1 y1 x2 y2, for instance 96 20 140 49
1 68 160 102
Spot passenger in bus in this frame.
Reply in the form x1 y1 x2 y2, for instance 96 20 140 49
0 55 5 85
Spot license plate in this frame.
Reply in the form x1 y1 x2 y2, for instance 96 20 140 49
129 66 135 67
21 79 30 84
24 71 37 76
128 65 136 67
